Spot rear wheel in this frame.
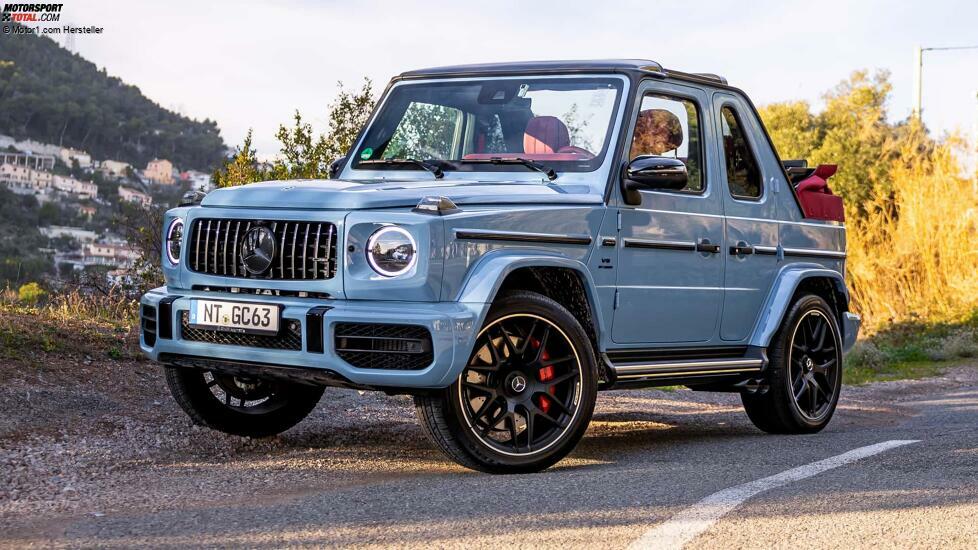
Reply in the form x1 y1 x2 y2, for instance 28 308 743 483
742 293 842 434
415 291 598 473
165 367 324 437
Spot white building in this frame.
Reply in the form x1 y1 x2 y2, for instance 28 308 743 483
52 174 98 200
41 225 98 243
100 160 131 179
0 163 54 195
181 169 213 191
0 151 56 171
83 241 139 268
119 186 152 206
59 147 92 169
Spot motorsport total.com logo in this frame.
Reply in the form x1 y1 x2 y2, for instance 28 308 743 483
1 3 63 22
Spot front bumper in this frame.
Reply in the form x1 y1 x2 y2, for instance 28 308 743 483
140 287 487 389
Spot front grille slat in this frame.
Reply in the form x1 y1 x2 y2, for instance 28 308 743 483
203 220 212 273
212 220 221 274
222 220 230 275
302 224 310 279
324 225 334 278
279 222 288 279
312 223 322 280
188 218 337 281
291 223 298 279
231 221 241 277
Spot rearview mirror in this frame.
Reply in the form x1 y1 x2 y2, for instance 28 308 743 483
622 156 688 205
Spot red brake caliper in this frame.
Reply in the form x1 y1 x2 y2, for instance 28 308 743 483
533 337 554 414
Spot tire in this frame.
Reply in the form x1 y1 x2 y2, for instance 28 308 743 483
164 366 324 438
415 290 598 473
742 293 843 434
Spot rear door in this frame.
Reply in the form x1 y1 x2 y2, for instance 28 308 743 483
713 93 781 341
612 81 724 344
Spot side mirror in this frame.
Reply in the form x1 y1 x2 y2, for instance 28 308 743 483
327 157 346 179
179 189 207 206
621 156 688 205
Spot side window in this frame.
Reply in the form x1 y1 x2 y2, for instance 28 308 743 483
629 94 704 193
719 105 761 199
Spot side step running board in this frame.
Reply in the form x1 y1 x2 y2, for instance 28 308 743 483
602 346 768 387
611 357 764 380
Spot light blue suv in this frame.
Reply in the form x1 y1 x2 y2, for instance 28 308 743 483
141 60 860 473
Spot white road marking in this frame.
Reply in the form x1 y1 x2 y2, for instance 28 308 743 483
628 439 920 550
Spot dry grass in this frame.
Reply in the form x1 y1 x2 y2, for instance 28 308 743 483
0 287 139 365
845 133 978 332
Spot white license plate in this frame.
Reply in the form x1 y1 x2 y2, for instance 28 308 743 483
189 299 280 335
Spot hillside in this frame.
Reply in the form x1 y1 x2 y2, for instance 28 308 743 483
0 27 226 171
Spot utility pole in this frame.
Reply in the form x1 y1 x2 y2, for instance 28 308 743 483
912 46 922 120
912 44 978 122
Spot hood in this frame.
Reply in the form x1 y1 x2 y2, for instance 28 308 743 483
200 178 603 210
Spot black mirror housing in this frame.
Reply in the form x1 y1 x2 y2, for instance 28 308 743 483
328 157 346 179
179 189 207 206
621 156 688 205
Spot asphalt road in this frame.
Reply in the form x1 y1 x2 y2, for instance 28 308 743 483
2 364 977 549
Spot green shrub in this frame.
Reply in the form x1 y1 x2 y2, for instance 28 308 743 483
17 282 46 304
926 329 978 361
845 341 888 372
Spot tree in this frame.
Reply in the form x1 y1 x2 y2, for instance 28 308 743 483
212 80 375 187
212 130 265 188
758 70 906 210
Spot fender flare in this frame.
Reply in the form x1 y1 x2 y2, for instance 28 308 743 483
454 250 606 341
749 264 855 350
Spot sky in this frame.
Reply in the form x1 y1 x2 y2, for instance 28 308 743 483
59 0 978 159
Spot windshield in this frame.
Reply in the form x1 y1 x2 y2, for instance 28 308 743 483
351 77 624 175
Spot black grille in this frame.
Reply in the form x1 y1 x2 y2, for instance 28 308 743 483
334 323 433 370
187 219 337 280
180 311 302 351
141 305 157 346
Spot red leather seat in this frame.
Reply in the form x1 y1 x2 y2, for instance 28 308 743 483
796 164 845 222
524 116 570 154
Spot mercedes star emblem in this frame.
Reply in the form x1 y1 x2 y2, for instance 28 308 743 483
240 226 276 275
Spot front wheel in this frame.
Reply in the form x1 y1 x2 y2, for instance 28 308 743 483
415 291 598 473
165 366 324 438
742 293 843 434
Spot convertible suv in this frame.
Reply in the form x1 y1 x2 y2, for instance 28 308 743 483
141 60 859 473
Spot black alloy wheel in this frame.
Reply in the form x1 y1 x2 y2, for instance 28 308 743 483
414 290 598 473
165 366 324 437
787 310 840 421
203 371 292 414
458 313 584 456
741 293 843 434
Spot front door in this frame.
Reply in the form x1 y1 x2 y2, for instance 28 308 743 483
714 93 781 341
612 82 724 344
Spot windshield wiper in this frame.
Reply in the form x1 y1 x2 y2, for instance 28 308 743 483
359 158 444 179
459 157 558 181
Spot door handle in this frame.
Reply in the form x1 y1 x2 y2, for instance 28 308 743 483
730 241 755 255
695 239 721 254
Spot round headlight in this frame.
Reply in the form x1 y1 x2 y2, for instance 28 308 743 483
165 218 184 265
366 226 417 277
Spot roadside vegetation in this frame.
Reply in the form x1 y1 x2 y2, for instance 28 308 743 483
759 70 978 381
0 284 138 368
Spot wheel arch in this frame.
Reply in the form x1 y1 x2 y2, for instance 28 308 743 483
455 251 606 379
749 264 854 350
